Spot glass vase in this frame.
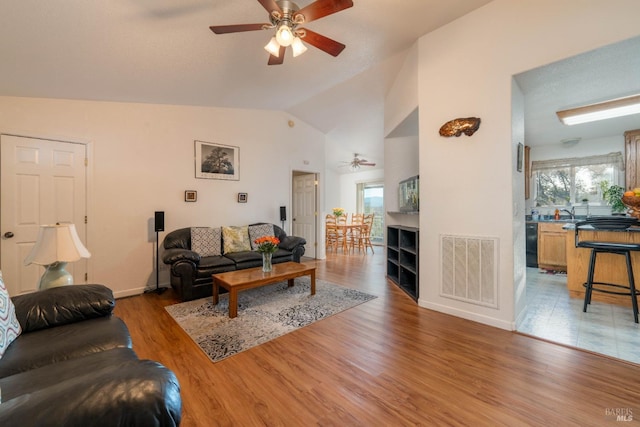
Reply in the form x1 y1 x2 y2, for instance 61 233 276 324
262 252 273 272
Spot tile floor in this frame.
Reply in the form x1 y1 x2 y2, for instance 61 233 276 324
518 267 640 364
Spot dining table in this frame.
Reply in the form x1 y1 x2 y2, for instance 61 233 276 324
335 223 363 253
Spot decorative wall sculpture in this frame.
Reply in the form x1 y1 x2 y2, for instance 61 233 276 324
439 117 481 137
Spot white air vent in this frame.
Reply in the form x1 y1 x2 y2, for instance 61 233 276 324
440 234 498 308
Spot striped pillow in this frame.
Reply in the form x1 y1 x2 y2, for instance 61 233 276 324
0 271 22 359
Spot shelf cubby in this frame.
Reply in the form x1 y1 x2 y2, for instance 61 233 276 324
387 225 419 301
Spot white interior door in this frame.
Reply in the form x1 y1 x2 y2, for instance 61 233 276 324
1 134 88 296
292 173 317 258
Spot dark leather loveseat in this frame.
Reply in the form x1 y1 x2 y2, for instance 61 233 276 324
0 285 181 427
162 223 306 301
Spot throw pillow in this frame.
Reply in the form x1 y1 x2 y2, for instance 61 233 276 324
191 227 222 257
222 226 252 254
0 271 22 359
248 224 276 250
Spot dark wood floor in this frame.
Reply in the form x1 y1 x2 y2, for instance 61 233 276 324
115 250 639 426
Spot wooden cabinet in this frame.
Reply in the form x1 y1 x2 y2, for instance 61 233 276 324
538 222 567 271
625 129 640 190
387 225 419 301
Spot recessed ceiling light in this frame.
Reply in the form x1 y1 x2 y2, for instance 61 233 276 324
556 94 640 125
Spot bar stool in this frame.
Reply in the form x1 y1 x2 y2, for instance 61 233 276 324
574 217 640 323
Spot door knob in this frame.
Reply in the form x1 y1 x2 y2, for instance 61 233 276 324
3 231 14 238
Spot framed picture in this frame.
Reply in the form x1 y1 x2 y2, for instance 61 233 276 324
195 140 240 180
185 190 197 202
237 193 247 203
517 142 524 173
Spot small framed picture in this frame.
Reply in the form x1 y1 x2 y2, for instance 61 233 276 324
185 190 197 202
237 193 247 203
517 143 524 173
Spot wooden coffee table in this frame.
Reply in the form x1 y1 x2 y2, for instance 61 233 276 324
212 261 316 318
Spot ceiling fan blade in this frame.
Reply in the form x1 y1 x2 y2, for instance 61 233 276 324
360 162 376 166
210 23 268 34
294 0 354 24
257 0 282 15
299 28 345 57
268 46 286 65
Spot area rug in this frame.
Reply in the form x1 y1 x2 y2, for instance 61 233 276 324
165 277 377 362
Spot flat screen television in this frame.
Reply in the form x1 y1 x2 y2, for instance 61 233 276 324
399 175 419 212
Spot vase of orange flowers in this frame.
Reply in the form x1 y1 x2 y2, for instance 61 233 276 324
254 236 280 272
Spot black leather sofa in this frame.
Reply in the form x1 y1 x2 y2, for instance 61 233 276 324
0 285 181 427
162 223 306 301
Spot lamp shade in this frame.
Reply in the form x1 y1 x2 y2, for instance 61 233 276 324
24 224 91 266
275 24 293 47
291 37 307 57
264 37 281 57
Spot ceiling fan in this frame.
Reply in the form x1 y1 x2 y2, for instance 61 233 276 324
344 153 376 170
209 0 354 65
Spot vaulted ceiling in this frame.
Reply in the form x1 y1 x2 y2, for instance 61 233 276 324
2 1 636 173
0 0 492 172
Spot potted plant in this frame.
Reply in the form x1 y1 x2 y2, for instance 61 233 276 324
600 181 626 214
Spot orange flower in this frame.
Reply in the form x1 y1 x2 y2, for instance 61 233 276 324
254 235 280 253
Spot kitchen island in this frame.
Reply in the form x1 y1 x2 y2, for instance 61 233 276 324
564 223 640 307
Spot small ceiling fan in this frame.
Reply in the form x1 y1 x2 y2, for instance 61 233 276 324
344 153 376 170
209 0 354 65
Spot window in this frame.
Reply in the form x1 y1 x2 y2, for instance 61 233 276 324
356 182 384 243
531 152 624 207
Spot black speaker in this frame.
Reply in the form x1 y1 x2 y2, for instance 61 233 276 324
280 206 287 222
154 211 165 232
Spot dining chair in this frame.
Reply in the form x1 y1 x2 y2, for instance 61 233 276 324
354 214 375 254
325 214 341 253
347 214 364 253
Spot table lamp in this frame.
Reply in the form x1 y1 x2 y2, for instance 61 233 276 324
24 223 91 290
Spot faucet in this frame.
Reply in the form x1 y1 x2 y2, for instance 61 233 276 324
560 207 575 219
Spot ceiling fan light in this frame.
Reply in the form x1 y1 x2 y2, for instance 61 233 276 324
264 37 281 57
275 24 294 47
291 37 307 57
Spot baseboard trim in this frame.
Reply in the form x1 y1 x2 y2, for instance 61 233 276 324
418 299 514 331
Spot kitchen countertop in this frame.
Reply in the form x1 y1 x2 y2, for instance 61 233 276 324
562 223 640 232
525 216 582 224
526 216 640 231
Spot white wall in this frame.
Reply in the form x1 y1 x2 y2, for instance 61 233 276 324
385 43 419 137
512 79 527 328
384 135 419 229
0 96 325 297
414 0 640 329
384 44 420 231
338 168 385 216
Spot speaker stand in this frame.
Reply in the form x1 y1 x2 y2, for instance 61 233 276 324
146 230 166 294
155 230 166 294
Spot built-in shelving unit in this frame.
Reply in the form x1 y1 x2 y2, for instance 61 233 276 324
387 225 419 301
